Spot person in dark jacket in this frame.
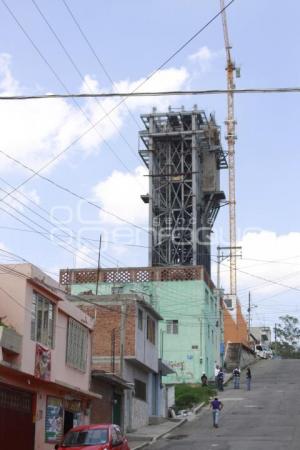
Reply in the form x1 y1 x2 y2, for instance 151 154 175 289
201 373 208 387
217 368 224 391
246 367 252 391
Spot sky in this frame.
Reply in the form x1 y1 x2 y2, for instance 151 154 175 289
0 0 300 328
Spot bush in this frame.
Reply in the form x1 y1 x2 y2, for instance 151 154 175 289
175 384 216 410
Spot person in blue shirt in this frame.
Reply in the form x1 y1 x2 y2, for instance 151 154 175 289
210 397 224 428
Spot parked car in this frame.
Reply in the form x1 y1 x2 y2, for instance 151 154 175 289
55 424 130 450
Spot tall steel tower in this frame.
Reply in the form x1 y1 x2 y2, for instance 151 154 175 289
139 106 227 275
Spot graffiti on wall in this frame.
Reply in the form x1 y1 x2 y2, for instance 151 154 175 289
168 355 195 383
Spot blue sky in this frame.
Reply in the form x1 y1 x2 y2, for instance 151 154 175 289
0 0 300 327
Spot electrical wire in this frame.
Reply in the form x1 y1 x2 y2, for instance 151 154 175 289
1 87 300 101
61 0 141 130
0 149 148 233
31 0 141 165
0 0 234 199
0 0 137 177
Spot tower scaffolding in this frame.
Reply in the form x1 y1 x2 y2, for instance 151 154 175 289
139 106 227 275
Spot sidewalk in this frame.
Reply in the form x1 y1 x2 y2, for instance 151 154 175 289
128 373 233 450
127 418 187 450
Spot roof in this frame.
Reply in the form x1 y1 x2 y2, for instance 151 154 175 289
68 293 163 321
91 370 130 390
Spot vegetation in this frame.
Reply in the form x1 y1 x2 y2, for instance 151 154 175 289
175 383 216 410
272 315 300 358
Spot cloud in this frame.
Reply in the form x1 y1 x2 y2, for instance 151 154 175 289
92 165 148 226
188 46 223 72
0 55 190 174
216 230 300 301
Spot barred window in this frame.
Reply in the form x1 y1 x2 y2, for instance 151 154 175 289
31 291 55 348
66 318 88 372
146 316 155 344
166 320 178 335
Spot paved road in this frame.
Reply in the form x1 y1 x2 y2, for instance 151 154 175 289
151 359 300 450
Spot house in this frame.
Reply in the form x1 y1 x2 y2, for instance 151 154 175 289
0 263 99 450
250 326 272 347
60 265 223 383
69 292 165 431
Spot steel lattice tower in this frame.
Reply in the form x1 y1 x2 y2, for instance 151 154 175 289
139 106 227 275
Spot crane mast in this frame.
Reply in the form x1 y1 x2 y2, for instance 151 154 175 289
220 0 237 298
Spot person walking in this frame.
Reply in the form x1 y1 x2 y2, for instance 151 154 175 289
217 367 224 391
210 397 223 428
201 373 208 387
215 365 219 388
233 367 241 389
246 367 252 391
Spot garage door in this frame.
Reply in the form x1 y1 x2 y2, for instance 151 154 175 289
0 384 35 450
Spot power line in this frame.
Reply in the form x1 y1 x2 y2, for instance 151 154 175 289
1 87 300 101
61 0 141 130
1 0 137 176
0 149 148 233
0 0 235 200
0 176 122 266
31 0 140 165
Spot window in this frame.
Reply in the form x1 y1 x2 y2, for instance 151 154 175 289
31 291 55 348
63 429 108 446
66 318 88 372
134 379 147 401
166 320 179 335
147 316 156 344
138 309 143 331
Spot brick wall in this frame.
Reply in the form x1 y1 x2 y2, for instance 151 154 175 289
90 378 113 423
224 301 248 346
80 301 136 373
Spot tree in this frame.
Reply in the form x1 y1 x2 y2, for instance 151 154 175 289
273 315 300 358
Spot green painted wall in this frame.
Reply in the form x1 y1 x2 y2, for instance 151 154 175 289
71 279 222 383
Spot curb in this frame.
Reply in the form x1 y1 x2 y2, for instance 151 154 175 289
130 418 187 450
153 417 188 442
193 401 205 414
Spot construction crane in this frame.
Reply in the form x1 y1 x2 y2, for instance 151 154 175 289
220 0 238 299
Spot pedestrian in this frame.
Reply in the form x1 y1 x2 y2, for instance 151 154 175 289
246 367 252 391
217 367 224 391
215 364 219 388
232 367 240 389
210 397 223 428
201 373 208 387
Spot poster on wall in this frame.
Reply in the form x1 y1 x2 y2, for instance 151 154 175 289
35 343 51 380
45 397 64 443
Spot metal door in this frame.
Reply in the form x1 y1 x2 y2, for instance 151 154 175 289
0 384 35 450
113 393 122 426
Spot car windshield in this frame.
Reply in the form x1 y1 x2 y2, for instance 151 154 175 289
62 428 109 447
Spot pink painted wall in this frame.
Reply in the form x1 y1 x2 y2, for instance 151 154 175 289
0 263 93 391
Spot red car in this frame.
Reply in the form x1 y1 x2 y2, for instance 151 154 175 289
55 424 130 450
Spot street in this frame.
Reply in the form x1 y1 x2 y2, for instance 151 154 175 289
150 359 300 450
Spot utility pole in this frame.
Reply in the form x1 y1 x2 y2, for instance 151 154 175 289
247 291 251 342
119 302 126 379
95 234 102 296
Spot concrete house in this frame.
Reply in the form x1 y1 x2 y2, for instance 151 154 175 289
71 292 164 431
0 263 99 450
60 265 223 383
